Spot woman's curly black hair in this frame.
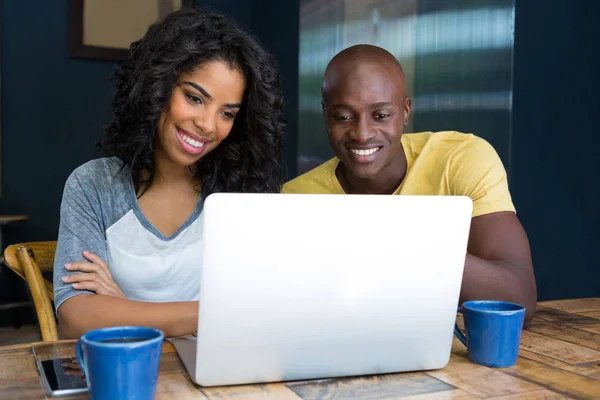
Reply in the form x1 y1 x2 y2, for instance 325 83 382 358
99 7 286 198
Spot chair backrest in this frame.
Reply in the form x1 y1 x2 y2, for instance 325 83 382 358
3 241 58 342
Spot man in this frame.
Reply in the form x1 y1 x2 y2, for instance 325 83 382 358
283 44 537 326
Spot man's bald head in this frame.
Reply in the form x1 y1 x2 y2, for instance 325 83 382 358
319 44 412 189
322 44 407 103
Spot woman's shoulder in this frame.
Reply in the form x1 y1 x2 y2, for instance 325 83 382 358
64 157 133 201
70 156 125 177
68 157 129 186
61 157 136 223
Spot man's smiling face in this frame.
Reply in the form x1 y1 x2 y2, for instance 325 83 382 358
322 60 411 181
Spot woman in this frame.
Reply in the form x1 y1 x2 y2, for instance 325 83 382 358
53 7 286 338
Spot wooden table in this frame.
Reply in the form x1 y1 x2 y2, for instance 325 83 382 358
1 298 600 399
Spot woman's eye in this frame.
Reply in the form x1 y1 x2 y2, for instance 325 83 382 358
186 93 202 104
222 111 236 120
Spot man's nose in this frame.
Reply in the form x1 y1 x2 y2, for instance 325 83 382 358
348 118 376 143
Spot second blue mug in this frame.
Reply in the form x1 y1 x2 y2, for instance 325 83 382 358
454 300 526 367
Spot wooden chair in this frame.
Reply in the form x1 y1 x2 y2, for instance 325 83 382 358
3 241 58 341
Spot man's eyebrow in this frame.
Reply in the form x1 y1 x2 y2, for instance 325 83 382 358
370 102 393 108
329 104 353 109
327 102 394 110
181 81 212 100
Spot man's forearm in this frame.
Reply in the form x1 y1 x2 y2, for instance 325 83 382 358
461 254 537 327
58 294 198 339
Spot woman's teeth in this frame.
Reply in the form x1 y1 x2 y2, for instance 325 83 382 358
350 147 380 156
180 132 204 148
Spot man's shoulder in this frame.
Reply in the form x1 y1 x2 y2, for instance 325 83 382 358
282 158 339 194
404 131 494 160
404 130 480 146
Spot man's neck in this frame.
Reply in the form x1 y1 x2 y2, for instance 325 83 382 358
336 152 407 195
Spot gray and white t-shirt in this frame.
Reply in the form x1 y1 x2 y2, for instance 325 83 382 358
53 157 203 312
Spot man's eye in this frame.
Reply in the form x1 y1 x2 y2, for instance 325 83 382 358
336 115 351 121
375 113 391 120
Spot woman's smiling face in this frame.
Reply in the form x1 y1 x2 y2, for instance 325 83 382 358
156 60 246 167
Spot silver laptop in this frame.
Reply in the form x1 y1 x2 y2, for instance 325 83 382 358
172 193 472 387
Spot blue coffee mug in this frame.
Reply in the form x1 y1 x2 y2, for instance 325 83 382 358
454 300 525 367
76 326 164 400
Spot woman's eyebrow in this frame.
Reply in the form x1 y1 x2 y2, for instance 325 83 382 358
182 81 241 108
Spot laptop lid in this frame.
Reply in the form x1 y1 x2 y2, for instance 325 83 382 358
192 193 472 387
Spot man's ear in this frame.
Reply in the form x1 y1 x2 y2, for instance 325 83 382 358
321 100 327 117
403 97 412 126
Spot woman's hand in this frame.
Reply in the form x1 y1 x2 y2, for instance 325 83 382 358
62 251 126 299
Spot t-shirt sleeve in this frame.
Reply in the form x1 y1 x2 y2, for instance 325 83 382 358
448 136 516 218
53 167 109 312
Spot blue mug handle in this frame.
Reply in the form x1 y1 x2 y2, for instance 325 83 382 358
75 339 89 379
454 306 467 346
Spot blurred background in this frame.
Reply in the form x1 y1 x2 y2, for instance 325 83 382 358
0 0 598 335
299 0 514 174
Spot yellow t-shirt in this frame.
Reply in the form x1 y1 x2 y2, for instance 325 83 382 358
282 131 515 218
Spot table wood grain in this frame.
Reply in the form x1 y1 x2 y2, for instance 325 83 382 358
1 298 599 399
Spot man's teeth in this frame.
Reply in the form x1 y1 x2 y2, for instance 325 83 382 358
181 132 204 148
350 148 379 156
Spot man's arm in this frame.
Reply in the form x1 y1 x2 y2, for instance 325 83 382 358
462 211 537 327
57 294 198 339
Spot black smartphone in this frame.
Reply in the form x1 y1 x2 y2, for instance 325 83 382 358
36 357 88 397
